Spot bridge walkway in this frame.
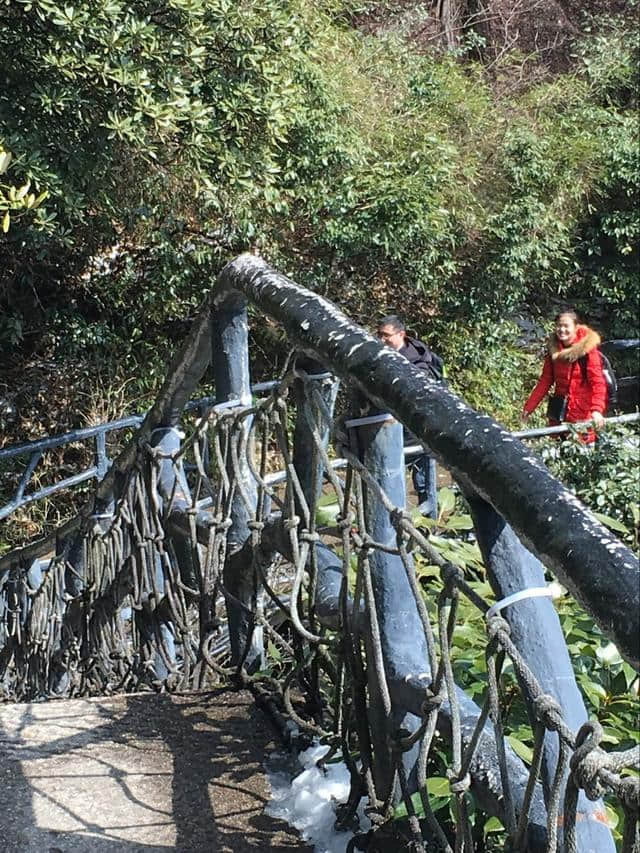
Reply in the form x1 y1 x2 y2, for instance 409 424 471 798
0 688 312 852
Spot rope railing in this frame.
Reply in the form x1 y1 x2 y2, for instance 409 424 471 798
1 254 638 852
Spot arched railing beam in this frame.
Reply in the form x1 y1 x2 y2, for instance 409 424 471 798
215 254 640 671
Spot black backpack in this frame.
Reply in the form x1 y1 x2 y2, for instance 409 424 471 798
578 351 617 412
426 349 445 382
405 336 445 382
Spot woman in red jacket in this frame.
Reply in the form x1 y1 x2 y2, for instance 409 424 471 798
522 309 608 443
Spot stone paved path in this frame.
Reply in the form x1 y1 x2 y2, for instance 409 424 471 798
0 689 313 852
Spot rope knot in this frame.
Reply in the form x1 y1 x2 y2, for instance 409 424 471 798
284 516 300 531
248 520 265 533
300 531 320 543
390 507 410 528
486 614 511 640
360 535 375 553
366 810 386 828
570 721 608 801
573 720 604 752
441 561 463 592
392 728 412 753
447 769 471 794
337 515 354 532
533 693 564 732
421 690 443 716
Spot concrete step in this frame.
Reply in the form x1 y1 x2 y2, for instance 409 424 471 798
0 689 312 852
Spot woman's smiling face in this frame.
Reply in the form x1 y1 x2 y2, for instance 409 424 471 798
555 313 577 345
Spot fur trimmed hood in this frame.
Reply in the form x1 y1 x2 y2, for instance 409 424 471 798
549 324 601 363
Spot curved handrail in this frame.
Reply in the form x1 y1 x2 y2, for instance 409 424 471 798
213 254 639 669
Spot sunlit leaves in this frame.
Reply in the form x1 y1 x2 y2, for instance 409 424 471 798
0 145 49 234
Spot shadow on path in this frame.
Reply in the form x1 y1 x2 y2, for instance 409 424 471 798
0 688 312 852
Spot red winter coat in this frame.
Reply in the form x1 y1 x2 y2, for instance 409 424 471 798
524 325 608 441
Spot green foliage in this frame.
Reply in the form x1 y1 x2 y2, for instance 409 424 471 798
441 320 541 429
0 144 48 234
1 1 638 434
0 0 360 354
540 424 640 548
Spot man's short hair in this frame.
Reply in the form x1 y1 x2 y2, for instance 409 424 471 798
377 314 405 332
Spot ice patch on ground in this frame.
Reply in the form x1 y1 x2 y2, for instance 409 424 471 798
266 743 371 853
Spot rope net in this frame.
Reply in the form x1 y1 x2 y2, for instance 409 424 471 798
0 367 638 853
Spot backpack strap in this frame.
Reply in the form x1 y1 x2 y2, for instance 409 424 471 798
578 350 616 412
578 355 588 383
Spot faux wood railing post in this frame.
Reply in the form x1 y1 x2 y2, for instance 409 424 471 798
350 408 425 803
465 490 615 853
343 408 550 847
292 359 339 515
141 427 188 681
212 293 262 672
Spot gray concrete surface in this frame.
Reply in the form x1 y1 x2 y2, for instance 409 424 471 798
0 689 313 852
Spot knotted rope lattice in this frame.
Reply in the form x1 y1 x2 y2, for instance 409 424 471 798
0 368 637 852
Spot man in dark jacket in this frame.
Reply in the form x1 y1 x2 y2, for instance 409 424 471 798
377 315 442 517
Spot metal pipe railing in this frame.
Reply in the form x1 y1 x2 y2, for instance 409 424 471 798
0 381 312 522
511 411 639 439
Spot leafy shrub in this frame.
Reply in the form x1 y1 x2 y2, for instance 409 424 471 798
540 423 640 548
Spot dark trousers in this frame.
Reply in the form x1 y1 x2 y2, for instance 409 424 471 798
410 454 437 519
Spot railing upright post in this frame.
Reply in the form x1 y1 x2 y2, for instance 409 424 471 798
212 293 262 672
291 360 339 718
349 406 426 803
95 430 108 480
292 359 339 514
464 490 616 852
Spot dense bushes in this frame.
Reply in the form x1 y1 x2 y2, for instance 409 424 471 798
0 1 638 429
541 424 640 548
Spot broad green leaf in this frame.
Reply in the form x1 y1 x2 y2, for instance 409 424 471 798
592 512 630 535
604 803 619 831
393 791 423 819
437 487 456 516
507 734 533 765
427 776 451 798
393 779 451 820
484 816 504 833
317 493 339 508
621 662 639 690
446 515 474 530
316 505 340 526
596 641 622 666
267 641 281 662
